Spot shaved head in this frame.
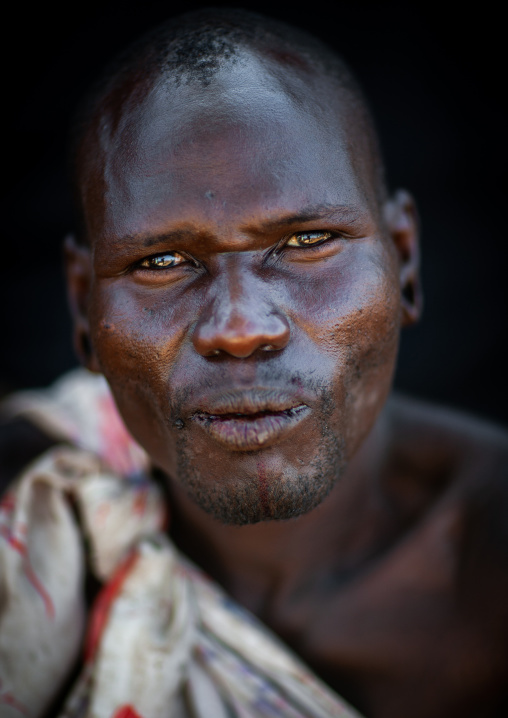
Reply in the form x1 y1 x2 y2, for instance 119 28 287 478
65 7 422 528
69 8 386 243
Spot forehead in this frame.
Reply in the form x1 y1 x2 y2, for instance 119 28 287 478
82 50 378 242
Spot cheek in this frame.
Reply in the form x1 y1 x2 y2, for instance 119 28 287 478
344 276 400 453
288 243 400 454
90 281 189 378
88 281 192 465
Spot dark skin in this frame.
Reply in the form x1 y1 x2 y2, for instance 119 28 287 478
3 47 508 718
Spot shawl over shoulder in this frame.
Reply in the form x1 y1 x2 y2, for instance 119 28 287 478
0 370 362 718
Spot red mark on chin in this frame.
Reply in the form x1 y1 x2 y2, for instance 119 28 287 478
256 460 271 518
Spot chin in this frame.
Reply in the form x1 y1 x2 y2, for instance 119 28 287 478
173 429 346 526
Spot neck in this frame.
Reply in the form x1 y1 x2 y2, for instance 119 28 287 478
164 406 395 614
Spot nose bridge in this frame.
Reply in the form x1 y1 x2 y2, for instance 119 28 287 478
192 254 290 358
218 252 252 313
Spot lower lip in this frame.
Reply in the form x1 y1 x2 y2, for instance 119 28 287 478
192 405 310 450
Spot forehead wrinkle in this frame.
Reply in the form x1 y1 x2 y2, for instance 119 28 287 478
99 49 350 173
81 51 382 245
103 203 371 258
71 10 388 247
79 74 159 238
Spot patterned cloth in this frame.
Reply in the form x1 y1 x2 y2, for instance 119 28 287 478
0 370 361 718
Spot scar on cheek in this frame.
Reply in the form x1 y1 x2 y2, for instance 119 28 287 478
99 319 115 331
256 459 271 518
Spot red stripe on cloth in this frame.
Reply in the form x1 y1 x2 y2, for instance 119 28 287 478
112 706 143 718
0 691 29 715
23 561 55 619
0 494 16 512
84 550 139 663
0 527 55 618
133 488 148 516
0 527 25 554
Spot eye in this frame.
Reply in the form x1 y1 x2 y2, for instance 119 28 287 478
139 252 186 269
286 231 334 247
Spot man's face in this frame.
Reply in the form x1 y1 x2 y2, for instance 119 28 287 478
77 52 403 524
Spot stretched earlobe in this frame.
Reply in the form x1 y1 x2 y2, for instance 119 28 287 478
63 234 101 372
383 189 423 328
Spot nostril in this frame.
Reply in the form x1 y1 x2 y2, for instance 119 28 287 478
193 304 291 359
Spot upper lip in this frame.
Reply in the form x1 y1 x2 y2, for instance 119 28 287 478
190 389 309 418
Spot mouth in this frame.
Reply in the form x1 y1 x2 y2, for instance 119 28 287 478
190 390 311 450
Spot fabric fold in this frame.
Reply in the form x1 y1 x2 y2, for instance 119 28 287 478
0 370 362 718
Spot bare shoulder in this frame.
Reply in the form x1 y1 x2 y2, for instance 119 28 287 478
376 396 508 715
387 392 508 479
387 392 508 565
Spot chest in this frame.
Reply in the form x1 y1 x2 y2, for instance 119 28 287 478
262 508 508 718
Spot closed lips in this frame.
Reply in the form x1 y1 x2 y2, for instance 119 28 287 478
190 395 311 450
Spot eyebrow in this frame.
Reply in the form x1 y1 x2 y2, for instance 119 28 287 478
111 204 366 250
256 204 364 232
110 228 202 250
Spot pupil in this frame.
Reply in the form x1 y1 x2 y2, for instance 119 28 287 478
300 232 322 244
154 255 173 266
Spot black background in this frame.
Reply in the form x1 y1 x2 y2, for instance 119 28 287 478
1 1 506 424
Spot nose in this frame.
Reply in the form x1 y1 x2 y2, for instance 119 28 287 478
192 264 290 359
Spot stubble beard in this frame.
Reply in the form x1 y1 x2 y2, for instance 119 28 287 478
172 421 346 526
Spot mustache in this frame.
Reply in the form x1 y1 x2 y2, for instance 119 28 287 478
168 368 334 418
191 388 306 416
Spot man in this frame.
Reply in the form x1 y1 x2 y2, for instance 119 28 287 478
1 8 508 718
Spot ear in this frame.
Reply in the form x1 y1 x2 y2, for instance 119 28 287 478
63 234 101 372
383 189 422 327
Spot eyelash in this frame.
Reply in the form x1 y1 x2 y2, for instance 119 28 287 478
138 254 186 270
135 230 339 271
285 230 334 248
